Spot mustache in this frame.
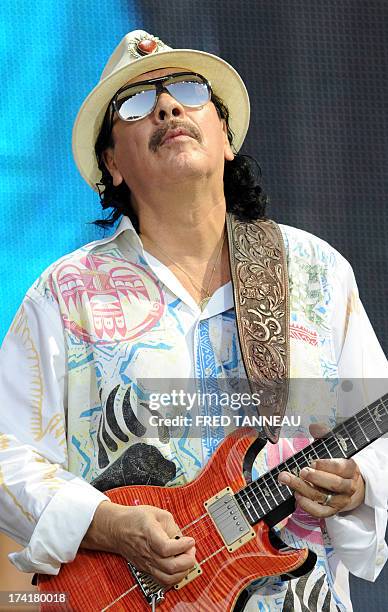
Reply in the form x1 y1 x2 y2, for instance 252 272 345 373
149 121 202 152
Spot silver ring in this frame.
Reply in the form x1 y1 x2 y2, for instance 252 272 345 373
323 493 333 506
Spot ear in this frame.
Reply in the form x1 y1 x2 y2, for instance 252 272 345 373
221 119 234 162
102 147 124 187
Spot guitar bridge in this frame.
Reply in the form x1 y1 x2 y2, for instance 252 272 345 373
128 562 165 608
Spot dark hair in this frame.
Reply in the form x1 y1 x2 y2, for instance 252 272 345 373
94 92 268 230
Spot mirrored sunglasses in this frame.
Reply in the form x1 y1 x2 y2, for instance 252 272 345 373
112 72 212 122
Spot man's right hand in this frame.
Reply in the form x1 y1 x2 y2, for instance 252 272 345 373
81 501 196 586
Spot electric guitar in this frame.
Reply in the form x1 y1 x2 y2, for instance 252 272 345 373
38 392 388 611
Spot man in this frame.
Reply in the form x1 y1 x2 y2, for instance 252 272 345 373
0 29 387 611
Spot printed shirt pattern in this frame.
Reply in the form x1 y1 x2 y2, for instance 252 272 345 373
0 217 387 611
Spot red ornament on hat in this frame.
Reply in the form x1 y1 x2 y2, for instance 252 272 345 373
136 38 158 55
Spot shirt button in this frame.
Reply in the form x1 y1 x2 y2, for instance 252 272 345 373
376 555 385 565
205 367 212 375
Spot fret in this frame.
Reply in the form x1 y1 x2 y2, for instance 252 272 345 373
257 476 277 508
235 392 388 527
298 448 311 466
355 403 388 444
307 445 320 461
299 450 310 469
319 437 333 458
260 467 294 508
342 417 361 450
256 473 281 509
333 426 357 457
353 414 369 442
284 455 302 477
311 438 331 461
267 470 287 503
375 399 387 419
371 398 388 433
306 448 319 464
237 489 260 523
381 397 388 416
270 466 292 500
380 398 388 427
249 481 271 514
327 433 347 458
378 396 388 417
368 400 385 435
337 422 357 453
361 409 382 438
255 476 273 512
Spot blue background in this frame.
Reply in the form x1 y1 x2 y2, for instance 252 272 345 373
0 1 140 341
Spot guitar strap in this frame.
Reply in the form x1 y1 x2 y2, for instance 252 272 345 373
226 213 290 443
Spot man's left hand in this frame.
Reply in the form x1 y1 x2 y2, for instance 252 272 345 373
277 423 365 518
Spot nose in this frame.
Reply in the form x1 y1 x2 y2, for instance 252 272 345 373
154 91 185 122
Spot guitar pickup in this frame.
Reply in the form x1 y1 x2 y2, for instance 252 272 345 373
205 487 255 552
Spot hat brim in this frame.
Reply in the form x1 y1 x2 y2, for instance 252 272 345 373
72 49 250 190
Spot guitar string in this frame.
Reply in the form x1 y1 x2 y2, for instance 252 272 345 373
110 399 388 608
242 416 366 509
202 394 388 525
109 399 388 602
176 421 384 544
237 401 388 508
235 401 388 521
176 402 388 539
180 401 388 539
207 400 387 527
178 397 388 528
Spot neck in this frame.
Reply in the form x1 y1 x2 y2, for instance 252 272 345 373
134 180 227 261
132 180 230 306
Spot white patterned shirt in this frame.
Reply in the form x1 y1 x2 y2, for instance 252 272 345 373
0 216 387 611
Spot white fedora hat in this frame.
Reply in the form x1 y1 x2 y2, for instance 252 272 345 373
72 29 250 190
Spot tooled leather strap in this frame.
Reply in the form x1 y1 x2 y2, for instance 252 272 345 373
226 213 290 443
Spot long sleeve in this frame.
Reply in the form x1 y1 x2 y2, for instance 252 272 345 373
325 258 388 581
0 287 108 574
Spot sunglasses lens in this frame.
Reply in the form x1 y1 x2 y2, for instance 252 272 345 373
114 74 211 121
117 88 156 120
166 80 210 107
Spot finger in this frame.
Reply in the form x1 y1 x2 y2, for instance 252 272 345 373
309 422 330 439
309 458 358 479
162 515 185 540
294 493 337 519
295 492 351 516
157 510 196 548
149 547 196 576
299 466 356 495
278 471 329 503
146 563 194 587
148 523 195 558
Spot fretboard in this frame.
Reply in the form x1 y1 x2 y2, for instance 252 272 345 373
235 392 388 525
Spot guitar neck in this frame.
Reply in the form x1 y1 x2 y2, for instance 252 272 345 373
235 392 388 526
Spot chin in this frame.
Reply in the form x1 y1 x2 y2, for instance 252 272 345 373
167 151 209 175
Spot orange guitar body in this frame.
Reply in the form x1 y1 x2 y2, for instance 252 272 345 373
38 429 310 611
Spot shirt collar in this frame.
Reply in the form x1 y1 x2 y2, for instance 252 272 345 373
93 215 137 246
87 215 144 256
89 215 234 316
